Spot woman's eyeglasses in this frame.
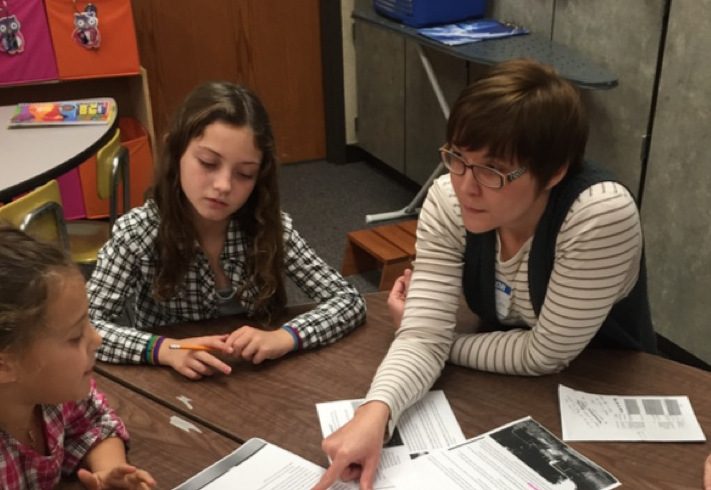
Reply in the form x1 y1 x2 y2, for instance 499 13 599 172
439 146 528 189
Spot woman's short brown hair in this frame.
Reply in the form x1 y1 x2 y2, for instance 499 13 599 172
447 58 589 188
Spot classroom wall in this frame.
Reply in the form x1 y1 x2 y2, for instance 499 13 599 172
642 0 711 362
342 0 663 191
552 1 663 194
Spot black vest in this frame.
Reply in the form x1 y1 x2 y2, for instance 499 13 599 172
462 160 657 353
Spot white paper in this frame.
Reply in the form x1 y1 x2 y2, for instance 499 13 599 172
316 390 465 490
389 417 619 490
199 442 358 490
559 384 706 442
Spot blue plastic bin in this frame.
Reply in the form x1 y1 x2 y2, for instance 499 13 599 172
373 0 487 28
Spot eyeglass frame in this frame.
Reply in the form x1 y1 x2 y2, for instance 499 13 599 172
439 146 528 189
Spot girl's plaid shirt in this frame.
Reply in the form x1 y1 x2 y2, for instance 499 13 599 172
88 201 367 364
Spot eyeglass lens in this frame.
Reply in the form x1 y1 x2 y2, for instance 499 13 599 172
441 150 503 188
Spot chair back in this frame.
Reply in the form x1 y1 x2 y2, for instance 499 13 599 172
96 128 130 228
0 180 70 249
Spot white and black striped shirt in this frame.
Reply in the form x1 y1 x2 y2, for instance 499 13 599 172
366 175 642 430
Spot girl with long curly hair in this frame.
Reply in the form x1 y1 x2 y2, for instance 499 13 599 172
87 82 365 379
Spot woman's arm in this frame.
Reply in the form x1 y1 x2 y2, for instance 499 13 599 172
314 177 465 490
365 176 466 428
450 182 642 375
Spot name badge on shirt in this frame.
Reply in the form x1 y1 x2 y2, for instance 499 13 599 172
495 279 512 320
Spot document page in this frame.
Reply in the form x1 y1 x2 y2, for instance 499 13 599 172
388 417 619 490
559 384 706 441
197 442 357 490
316 390 465 490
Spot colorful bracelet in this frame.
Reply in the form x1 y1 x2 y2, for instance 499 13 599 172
152 336 166 365
143 335 158 364
143 335 166 365
280 325 300 352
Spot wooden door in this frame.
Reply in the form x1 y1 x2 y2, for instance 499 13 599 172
131 0 325 163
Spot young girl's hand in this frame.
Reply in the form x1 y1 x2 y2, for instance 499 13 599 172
77 465 156 490
226 326 295 364
159 335 234 380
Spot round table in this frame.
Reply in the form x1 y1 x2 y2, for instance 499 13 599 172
0 97 118 202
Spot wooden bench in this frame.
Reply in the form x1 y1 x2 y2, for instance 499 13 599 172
341 219 417 291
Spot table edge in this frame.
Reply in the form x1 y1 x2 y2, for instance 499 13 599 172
0 107 119 202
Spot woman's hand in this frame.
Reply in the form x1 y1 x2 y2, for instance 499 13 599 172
387 269 412 329
310 401 391 490
159 335 234 379
704 452 711 490
225 326 295 364
77 465 155 490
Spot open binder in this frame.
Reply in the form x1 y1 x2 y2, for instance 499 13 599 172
172 438 356 490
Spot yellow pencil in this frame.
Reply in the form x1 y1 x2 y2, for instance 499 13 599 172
169 344 214 351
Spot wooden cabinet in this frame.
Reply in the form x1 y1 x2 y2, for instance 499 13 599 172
130 0 325 165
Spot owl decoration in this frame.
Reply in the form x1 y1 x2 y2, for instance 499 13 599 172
73 5 101 49
0 14 25 55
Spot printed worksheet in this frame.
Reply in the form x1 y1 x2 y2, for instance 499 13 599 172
316 390 465 490
559 384 706 441
192 441 357 490
388 417 619 490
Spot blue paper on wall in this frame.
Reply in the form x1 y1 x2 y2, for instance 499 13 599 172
418 19 530 46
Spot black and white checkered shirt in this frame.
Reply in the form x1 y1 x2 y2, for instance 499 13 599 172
88 201 366 364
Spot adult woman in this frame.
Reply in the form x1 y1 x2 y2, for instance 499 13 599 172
312 58 655 490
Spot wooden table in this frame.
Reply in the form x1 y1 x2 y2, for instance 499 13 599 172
97 292 711 489
96 298 392 467
57 373 240 490
0 98 117 202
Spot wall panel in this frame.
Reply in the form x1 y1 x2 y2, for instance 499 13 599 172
553 0 664 192
354 22 405 173
642 0 711 361
404 45 467 185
